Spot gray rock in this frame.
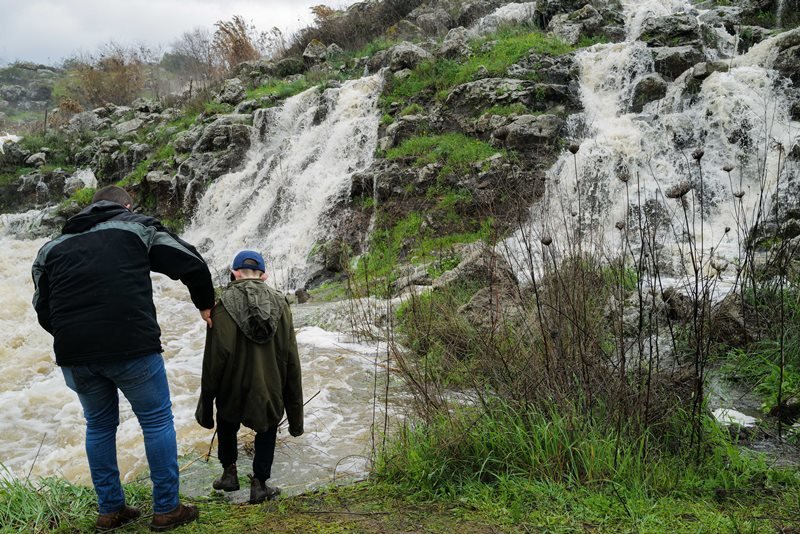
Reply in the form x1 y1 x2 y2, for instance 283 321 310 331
295 288 311 304
437 27 471 60
114 118 144 135
390 267 433 294
274 57 305 77
25 152 46 166
495 114 565 148
652 45 705 80
327 43 344 59
549 4 604 45
130 97 163 114
774 44 800 85
0 84 26 102
416 8 453 36
384 114 427 148
303 39 329 65
98 139 120 153
630 73 668 113
446 78 573 115
640 13 702 47
458 285 524 332
174 126 204 154
455 0 495 27
699 6 743 31
0 141 30 165
128 143 152 165
68 111 104 133
387 42 433 71
215 78 247 105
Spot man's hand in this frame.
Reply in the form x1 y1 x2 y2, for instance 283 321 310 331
200 309 212 328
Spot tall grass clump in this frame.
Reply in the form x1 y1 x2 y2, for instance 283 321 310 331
0 469 149 531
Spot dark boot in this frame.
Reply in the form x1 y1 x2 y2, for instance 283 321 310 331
213 463 240 491
248 474 280 504
96 505 141 531
150 503 199 532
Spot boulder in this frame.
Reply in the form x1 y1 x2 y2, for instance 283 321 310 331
327 43 344 59
455 0 495 27
0 84 25 102
25 152 46 166
416 8 454 36
710 292 754 347
437 27 471 60
114 118 144 136
640 13 702 47
699 6 743 32
174 126 204 153
548 4 604 46
468 2 537 37
494 114 565 148
774 44 800 85
303 39 329 65
458 285 524 332
630 73 668 112
130 97 162 114
652 45 705 80
446 78 574 116
215 78 247 105
67 111 104 133
387 42 432 71
274 57 306 77
384 114 427 148
0 141 30 165
295 288 311 304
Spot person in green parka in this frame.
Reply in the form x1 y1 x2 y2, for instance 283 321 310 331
195 250 304 504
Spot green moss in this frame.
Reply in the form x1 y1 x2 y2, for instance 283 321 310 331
383 28 572 107
399 103 424 116
203 101 234 115
386 133 502 179
483 103 528 116
246 78 311 101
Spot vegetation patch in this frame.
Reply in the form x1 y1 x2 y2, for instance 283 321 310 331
385 133 501 179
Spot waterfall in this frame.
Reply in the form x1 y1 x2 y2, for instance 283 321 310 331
776 0 786 28
183 74 383 289
506 0 799 284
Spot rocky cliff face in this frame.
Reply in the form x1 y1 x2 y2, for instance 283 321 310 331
0 62 62 122
1 0 799 287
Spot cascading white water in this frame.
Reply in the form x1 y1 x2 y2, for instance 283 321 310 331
183 74 383 289
506 0 799 284
0 75 393 493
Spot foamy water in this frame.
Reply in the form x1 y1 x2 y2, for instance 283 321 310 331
0 226 395 493
505 0 799 283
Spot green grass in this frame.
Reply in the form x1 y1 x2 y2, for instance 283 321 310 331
385 133 502 179
383 28 572 106
246 78 311 101
203 102 234 115
118 159 150 186
483 103 529 116
308 280 349 302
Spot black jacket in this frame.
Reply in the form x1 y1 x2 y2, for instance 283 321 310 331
32 201 215 366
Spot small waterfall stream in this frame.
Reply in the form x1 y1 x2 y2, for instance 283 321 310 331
506 0 799 285
183 74 383 288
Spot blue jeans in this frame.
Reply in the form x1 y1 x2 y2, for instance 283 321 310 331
62 353 179 514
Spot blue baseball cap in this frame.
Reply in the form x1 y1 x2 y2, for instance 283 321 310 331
231 250 266 272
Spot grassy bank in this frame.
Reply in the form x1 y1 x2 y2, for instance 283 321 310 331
2 471 798 532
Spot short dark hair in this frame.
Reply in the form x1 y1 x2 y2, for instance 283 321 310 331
92 185 132 207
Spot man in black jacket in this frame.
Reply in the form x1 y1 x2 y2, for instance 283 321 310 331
32 185 214 532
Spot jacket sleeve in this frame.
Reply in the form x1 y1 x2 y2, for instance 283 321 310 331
31 248 53 334
146 220 215 310
281 302 304 437
195 304 235 428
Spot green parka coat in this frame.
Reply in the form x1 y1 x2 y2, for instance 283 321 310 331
195 279 303 435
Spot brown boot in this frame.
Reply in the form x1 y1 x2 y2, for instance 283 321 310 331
96 505 141 531
212 463 240 491
248 475 280 504
149 503 199 532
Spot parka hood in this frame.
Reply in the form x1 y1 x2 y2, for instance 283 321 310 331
220 279 286 344
62 201 130 234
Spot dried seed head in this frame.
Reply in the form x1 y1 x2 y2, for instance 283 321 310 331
617 170 630 183
733 190 745 198
724 226 731 233
722 164 734 172
615 221 625 230
692 148 704 161
541 236 553 246
571 211 578 217
568 143 580 154
665 180 692 199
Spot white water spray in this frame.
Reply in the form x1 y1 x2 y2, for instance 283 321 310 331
506 0 799 283
184 75 383 289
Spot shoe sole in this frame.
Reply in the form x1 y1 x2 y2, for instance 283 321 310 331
212 484 240 492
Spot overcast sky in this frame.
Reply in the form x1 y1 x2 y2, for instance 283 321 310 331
0 0 359 66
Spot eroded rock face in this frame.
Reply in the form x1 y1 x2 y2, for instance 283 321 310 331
387 42 433 71
630 73 668 112
640 13 702 47
215 78 247 105
651 45 703 80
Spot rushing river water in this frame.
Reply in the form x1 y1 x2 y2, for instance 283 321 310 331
0 226 398 494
